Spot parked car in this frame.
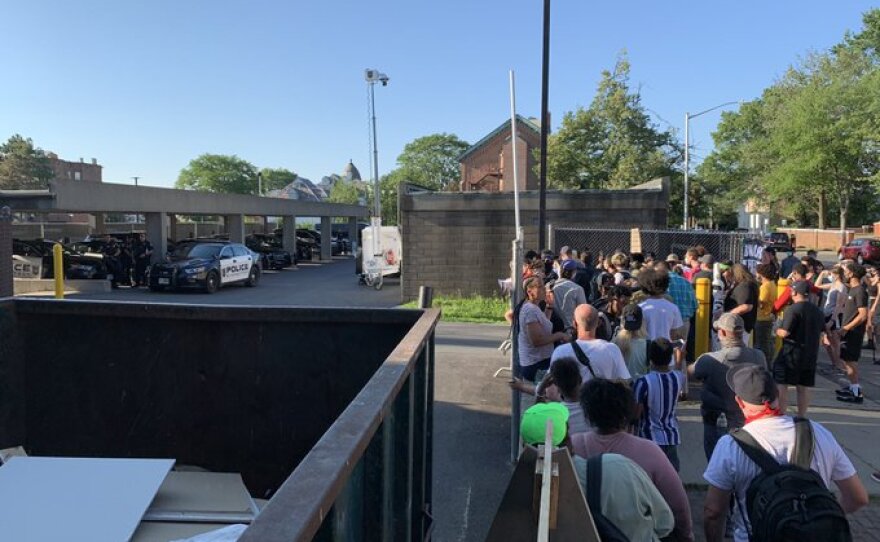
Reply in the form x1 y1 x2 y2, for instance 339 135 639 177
13 239 108 280
149 240 259 293
245 234 294 269
762 232 793 252
838 238 880 265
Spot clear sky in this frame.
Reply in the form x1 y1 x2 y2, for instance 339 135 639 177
1 1 876 188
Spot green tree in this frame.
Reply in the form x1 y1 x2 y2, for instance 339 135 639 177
259 167 297 192
176 154 259 194
545 54 681 189
394 133 469 190
0 134 54 189
327 179 362 205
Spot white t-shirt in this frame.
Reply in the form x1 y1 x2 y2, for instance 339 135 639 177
703 416 857 542
639 298 683 340
551 339 631 384
517 302 554 367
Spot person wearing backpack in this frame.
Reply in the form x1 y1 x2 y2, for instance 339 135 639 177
703 364 867 542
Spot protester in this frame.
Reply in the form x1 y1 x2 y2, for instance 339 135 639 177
655 260 697 344
722 264 759 344
612 303 651 379
818 265 848 372
551 304 631 385
512 356 590 435
682 248 701 282
773 262 821 313
689 313 767 460
693 254 714 283
550 260 586 331
594 284 630 341
515 277 570 382
760 246 780 278
638 267 684 342
753 263 778 361
780 248 799 278
571 378 693 542
634 338 685 471
703 365 868 542
867 266 880 364
837 263 869 404
774 280 825 417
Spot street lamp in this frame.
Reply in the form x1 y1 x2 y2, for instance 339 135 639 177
683 101 739 229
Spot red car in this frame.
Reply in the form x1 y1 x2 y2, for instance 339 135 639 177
838 238 880 265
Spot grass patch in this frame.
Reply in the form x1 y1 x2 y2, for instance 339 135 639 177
402 295 508 323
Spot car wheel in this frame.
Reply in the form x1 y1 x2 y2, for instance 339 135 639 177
857 254 865 265
205 271 220 293
246 266 260 287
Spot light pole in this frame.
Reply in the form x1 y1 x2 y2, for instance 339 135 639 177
131 176 140 187
683 101 739 229
365 68 389 220
257 171 262 196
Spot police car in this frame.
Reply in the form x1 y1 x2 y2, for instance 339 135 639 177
148 240 259 293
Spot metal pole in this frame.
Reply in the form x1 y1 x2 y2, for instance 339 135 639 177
132 176 140 187
509 71 522 236
257 172 262 196
510 237 523 463
683 112 689 230
538 0 550 250
370 82 380 220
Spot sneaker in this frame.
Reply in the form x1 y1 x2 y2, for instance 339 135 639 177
836 390 864 403
836 387 853 396
871 472 880 483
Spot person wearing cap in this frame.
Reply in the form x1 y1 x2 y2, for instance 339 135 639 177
613 303 651 379
551 259 586 331
689 312 767 460
571 378 687 542
774 280 825 416
692 254 714 283
836 262 870 403
703 365 867 542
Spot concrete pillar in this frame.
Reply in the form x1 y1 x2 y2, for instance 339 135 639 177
93 213 105 235
320 216 332 261
282 215 297 255
0 206 13 297
145 212 168 264
225 214 245 243
169 214 178 241
348 216 358 256
261 216 269 234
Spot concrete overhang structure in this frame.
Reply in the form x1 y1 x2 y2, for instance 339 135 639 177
0 180 368 263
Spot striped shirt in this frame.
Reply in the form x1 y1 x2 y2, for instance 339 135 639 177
634 370 684 446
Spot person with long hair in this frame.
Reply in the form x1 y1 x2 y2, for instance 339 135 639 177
722 263 760 345
515 276 570 382
817 264 847 372
754 263 778 362
613 303 651 379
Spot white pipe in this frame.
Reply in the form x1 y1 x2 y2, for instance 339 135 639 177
509 70 522 240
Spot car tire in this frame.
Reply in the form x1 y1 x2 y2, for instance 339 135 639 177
205 271 220 293
246 266 260 287
857 254 865 265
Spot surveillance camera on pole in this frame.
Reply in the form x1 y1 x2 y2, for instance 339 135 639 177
363 68 389 289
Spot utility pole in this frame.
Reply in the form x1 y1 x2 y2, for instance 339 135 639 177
132 176 140 187
538 0 550 250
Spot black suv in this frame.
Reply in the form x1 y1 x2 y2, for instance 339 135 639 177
245 234 294 269
149 240 259 293
13 239 108 280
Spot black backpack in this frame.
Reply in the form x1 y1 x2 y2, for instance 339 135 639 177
731 418 851 542
586 455 630 542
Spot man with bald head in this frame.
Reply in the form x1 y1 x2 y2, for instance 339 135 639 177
551 304 631 385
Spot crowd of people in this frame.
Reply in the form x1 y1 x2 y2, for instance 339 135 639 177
509 244 875 541
99 233 154 289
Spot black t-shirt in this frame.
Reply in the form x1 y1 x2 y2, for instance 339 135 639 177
724 281 759 333
781 301 825 367
842 284 869 331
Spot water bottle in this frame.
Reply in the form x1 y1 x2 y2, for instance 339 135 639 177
716 412 728 429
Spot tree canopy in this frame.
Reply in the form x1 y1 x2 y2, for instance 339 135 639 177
176 154 259 194
0 134 54 190
394 133 469 190
545 54 681 189
259 167 297 192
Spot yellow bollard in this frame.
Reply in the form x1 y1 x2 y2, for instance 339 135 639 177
695 278 711 358
775 277 789 353
53 243 64 299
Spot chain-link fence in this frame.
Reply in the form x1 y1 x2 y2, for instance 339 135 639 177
552 227 756 262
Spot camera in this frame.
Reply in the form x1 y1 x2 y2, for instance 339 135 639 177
365 69 390 86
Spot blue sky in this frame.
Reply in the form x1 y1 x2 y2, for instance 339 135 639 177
1 1 876 188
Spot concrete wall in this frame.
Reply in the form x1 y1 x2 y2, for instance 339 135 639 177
777 228 856 250
399 179 669 300
0 299 422 497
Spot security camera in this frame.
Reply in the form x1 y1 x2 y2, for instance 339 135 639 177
365 69 390 85
380 74 389 86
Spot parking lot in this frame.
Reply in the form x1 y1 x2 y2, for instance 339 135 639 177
49 257 402 308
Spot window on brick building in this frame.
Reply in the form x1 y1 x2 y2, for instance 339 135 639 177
74 171 81 181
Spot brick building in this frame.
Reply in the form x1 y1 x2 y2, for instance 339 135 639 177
46 153 102 183
458 115 541 192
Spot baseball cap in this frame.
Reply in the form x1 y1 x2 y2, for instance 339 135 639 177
665 253 679 263
520 402 569 446
791 280 810 296
726 364 778 405
559 245 571 256
699 254 714 265
621 303 643 331
561 259 578 271
717 259 733 271
713 312 744 333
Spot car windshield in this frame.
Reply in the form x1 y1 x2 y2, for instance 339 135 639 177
173 243 222 259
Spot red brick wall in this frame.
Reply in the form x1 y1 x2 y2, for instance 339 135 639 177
460 120 540 191
777 228 855 250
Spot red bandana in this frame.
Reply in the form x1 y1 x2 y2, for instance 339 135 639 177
744 403 782 425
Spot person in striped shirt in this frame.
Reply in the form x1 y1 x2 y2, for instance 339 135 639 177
634 338 685 471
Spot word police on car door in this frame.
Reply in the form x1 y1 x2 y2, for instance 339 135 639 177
219 245 252 283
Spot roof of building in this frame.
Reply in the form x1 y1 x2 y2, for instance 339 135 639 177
343 160 362 182
457 115 541 162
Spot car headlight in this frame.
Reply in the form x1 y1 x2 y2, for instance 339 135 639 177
184 266 206 274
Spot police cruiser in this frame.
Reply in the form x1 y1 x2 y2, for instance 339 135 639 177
148 240 259 293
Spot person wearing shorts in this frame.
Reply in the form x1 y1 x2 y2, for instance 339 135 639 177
837 263 869 404
773 281 824 416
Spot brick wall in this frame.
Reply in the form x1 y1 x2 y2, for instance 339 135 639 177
460 119 540 191
776 228 855 251
399 179 669 301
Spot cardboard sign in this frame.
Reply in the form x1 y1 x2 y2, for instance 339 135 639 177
630 228 642 254
12 255 43 279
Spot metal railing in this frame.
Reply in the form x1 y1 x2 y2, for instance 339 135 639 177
240 308 440 541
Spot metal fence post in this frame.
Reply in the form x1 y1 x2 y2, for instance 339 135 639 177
418 286 433 309
547 223 554 252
